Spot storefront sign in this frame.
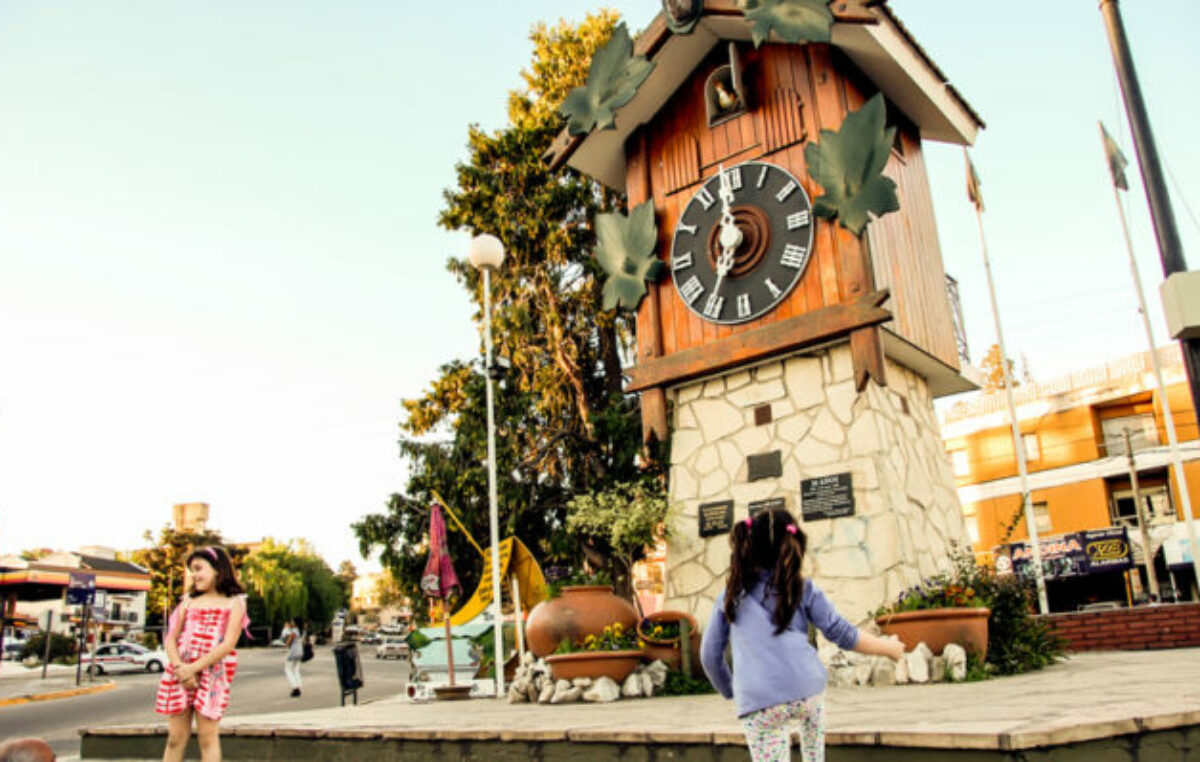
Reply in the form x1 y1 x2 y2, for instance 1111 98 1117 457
800 474 854 521
1004 527 1132 579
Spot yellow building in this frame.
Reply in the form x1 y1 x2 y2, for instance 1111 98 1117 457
940 346 1200 608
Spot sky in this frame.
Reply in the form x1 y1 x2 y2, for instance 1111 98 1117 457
1 1 1198 573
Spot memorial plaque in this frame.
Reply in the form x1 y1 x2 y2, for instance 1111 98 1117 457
748 497 787 516
699 500 734 537
800 473 854 520
746 450 782 482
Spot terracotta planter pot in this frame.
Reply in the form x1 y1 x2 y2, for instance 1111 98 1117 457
545 649 643 683
525 586 639 658
637 610 700 669
875 607 991 658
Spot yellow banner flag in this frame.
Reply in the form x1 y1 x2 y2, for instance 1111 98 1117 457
449 537 548 626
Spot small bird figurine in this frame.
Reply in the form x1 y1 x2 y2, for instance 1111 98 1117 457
714 80 740 112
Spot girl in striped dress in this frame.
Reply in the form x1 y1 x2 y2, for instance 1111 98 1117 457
155 546 247 762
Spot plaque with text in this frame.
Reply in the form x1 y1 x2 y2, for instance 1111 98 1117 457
748 497 787 516
699 500 734 538
800 473 854 520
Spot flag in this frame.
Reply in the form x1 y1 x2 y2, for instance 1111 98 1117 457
1099 122 1129 191
964 150 984 212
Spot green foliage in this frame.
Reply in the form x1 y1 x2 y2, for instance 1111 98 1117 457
561 23 654 135
804 93 900 236
594 201 664 312
552 621 637 654
566 478 671 601
20 632 76 662
742 0 834 47
659 668 716 696
355 12 651 614
406 629 432 651
241 539 346 638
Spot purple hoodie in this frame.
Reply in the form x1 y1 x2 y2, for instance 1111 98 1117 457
701 574 859 717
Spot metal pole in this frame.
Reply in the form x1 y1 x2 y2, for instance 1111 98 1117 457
1125 429 1160 601
482 266 505 698
41 611 53 680
967 151 1049 614
1102 131 1200 590
1099 0 1200 449
511 575 524 660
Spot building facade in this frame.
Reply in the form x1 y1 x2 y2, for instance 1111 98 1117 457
941 346 1200 609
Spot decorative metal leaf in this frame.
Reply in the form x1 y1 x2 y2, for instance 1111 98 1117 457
593 201 665 312
561 23 655 136
742 0 834 47
803 93 900 236
663 0 703 35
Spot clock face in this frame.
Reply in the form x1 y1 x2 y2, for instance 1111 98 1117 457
669 161 815 325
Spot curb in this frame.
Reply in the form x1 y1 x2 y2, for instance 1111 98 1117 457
0 680 117 708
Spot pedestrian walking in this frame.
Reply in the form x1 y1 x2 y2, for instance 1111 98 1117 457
700 509 904 762
281 619 305 697
155 546 249 762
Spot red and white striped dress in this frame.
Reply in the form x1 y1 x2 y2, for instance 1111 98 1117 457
154 602 241 721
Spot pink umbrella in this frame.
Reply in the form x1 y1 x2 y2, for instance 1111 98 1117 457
421 504 463 688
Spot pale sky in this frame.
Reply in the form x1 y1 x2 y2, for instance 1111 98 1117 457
2 1 1198 572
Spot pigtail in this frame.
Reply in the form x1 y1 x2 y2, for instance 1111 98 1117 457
770 514 807 634
723 518 756 623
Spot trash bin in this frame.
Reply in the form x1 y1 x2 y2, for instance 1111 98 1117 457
332 642 364 705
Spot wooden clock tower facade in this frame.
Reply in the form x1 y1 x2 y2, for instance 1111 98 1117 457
550 1 985 624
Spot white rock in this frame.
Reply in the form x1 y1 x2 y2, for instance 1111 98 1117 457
521 651 536 667
893 653 909 684
906 643 932 684
870 659 896 686
853 663 873 686
621 672 643 697
641 671 655 697
582 676 621 703
644 659 670 688
930 655 946 683
550 684 583 704
507 685 527 703
828 665 856 688
538 682 555 704
526 680 540 703
572 677 592 689
943 643 967 682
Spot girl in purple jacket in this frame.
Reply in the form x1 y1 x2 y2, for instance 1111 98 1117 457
701 508 903 762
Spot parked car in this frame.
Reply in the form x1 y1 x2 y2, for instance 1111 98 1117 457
81 642 167 674
375 636 410 660
3 641 27 661
361 632 382 645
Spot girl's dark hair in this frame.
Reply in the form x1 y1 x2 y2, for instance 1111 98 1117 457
723 508 808 634
186 546 245 597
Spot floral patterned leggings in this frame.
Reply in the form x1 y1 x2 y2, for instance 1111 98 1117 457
741 695 826 762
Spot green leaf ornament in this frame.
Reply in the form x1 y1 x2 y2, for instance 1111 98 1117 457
803 93 900 236
561 23 655 136
742 0 834 47
593 200 665 312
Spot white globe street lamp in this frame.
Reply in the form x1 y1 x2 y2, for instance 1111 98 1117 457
468 233 507 699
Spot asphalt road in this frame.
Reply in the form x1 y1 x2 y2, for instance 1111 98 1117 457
0 645 412 759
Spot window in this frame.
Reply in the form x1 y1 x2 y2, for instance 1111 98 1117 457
951 450 970 477
1033 502 1052 535
1111 485 1173 527
1102 414 1159 456
1022 433 1040 462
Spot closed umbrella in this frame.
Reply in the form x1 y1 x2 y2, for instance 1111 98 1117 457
421 504 462 687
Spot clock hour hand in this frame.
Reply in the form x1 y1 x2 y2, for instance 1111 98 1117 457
715 164 741 288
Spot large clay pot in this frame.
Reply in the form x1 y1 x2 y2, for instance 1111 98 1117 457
545 650 643 683
875 607 991 658
525 585 638 658
637 610 701 669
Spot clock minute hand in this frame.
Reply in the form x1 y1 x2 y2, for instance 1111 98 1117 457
714 164 740 295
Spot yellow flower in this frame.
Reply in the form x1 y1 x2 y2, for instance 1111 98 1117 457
613 623 623 635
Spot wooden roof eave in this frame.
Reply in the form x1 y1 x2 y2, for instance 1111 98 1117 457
544 0 983 192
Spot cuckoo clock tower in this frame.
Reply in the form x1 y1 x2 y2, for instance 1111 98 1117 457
548 0 984 624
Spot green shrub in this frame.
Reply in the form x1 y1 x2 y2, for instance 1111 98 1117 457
659 669 715 696
978 572 1066 675
20 632 77 662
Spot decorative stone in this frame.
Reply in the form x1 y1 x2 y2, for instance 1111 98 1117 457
930 655 946 683
870 658 896 686
550 683 583 704
572 677 592 689
644 659 669 689
538 681 555 704
641 671 655 697
906 643 933 684
694 398 743 442
621 672 643 697
527 679 540 703
893 650 909 684
582 676 621 703
943 644 967 682
522 651 536 667
853 663 873 686
508 684 527 703
828 665 856 688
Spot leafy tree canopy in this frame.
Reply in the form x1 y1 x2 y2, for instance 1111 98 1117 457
981 343 1020 392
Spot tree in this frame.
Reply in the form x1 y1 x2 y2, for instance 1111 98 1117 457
18 548 52 562
981 343 1020 392
354 12 655 615
335 560 357 604
241 539 346 639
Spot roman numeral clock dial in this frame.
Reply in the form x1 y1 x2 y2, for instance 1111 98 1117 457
669 161 815 325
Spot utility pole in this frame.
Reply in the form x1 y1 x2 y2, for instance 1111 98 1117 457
1124 428 1160 601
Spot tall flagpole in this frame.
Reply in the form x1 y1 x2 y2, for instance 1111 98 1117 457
1099 123 1200 593
964 149 1049 614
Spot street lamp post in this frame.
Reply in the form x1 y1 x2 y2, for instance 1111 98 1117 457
468 234 507 699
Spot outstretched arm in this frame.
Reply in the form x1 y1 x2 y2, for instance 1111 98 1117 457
852 630 904 661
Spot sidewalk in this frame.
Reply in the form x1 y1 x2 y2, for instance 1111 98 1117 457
0 664 115 706
81 649 1200 760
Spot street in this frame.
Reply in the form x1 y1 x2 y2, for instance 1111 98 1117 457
0 645 412 759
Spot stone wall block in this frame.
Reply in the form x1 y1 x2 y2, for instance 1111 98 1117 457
669 562 715 598
693 398 743 442
699 468 731 497
832 517 867 548
695 447 720 476
866 513 903 571
847 411 882 457
829 346 854 383
809 408 846 447
826 380 858 425
728 378 786 408
673 466 699 500
776 412 812 444
730 481 779 505
703 378 726 398
671 429 704 466
732 426 771 457
678 383 703 405
784 355 825 409
791 436 840 467
726 369 752 391
677 404 698 430
815 546 872 578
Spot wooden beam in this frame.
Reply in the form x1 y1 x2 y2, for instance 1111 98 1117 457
625 291 892 392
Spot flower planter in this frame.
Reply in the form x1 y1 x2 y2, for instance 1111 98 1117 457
875 607 991 658
637 610 700 669
525 585 639 658
545 649 643 683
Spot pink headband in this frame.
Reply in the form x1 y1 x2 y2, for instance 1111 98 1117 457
204 547 218 562
786 524 798 535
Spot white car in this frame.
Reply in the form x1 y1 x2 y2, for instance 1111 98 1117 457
82 642 167 674
375 636 410 660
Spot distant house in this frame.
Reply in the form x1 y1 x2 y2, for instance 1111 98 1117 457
941 346 1200 610
350 572 411 628
0 546 150 640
